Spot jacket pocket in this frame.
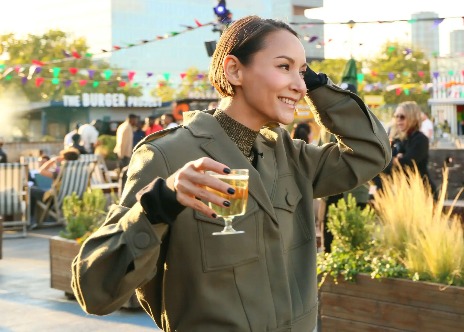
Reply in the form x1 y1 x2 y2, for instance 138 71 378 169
194 199 260 272
273 175 311 252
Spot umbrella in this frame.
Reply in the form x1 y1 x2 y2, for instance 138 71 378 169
340 58 358 93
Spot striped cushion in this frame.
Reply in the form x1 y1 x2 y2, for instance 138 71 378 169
56 160 94 206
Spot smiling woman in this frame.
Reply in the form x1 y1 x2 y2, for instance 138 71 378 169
71 15 391 332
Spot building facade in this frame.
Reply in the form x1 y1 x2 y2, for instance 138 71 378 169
450 30 464 56
411 12 440 58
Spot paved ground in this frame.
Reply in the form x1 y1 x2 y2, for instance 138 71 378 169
0 227 162 332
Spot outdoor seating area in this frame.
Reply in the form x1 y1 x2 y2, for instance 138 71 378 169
0 153 121 237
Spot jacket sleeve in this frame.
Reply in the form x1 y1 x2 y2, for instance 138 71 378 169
71 143 170 315
287 81 392 198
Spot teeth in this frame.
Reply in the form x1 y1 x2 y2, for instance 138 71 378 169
278 97 295 105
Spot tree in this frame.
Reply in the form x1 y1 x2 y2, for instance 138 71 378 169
150 67 211 102
0 30 143 102
360 41 431 108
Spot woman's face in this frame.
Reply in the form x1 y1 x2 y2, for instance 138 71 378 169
394 106 408 132
232 30 307 130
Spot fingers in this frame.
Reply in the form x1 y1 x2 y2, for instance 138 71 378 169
172 157 236 218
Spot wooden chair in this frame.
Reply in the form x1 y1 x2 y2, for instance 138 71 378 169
0 163 29 237
20 156 41 173
36 160 95 227
81 154 119 194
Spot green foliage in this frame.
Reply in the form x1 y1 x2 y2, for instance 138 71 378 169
318 194 409 286
40 135 57 142
328 195 376 252
95 134 117 160
319 168 464 288
150 66 210 102
0 30 143 102
60 189 107 243
361 41 431 108
308 59 349 85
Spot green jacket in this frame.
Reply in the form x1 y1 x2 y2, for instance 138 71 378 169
72 82 391 332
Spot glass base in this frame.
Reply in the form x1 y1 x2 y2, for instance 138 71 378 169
213 229 245 235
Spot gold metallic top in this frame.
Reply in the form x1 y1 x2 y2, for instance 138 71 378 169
214 109 259 163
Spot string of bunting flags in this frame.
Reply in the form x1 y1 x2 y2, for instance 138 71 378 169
0 16 463 93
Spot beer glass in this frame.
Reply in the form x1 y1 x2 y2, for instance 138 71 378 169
205 169 249 235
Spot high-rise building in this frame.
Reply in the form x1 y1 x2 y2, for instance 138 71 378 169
411 12 440 58
450 30 464 56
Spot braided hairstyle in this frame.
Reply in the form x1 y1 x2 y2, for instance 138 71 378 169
209 15 298 97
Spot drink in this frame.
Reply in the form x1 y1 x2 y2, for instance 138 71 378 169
206 175 248 217
205 169 249 235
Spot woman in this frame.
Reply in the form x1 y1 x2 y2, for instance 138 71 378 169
72 16 390 332
391 101 436 194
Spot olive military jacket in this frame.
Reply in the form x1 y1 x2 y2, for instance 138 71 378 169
72 83 391 332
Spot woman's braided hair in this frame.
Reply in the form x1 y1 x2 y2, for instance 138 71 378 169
208 15 298 97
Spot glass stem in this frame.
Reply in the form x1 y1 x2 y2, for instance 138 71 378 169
223 217 234 232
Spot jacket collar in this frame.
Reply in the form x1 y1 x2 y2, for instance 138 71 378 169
183 110 278 222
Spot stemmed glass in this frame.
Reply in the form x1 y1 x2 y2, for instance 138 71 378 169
205 169 249 235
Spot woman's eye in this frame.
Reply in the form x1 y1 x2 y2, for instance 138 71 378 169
299 71 306 78
278 64 290 70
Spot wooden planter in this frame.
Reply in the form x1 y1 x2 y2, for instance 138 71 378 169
320 274 464 331
49 236 140 309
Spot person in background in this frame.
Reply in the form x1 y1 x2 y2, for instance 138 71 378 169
420 111 434 142
291 121 312 144
78 120 102 154
70 133 88 155
113 114 138 170
143 116 163 136
29 148 80 229
64 123 80 148
0 137 7 163
72 16 390 331
391 101 436 196
133 118 146 148
160 113 178 129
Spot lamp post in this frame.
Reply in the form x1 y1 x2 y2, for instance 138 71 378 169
347 20 356 58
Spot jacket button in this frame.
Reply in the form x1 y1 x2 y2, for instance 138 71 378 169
134 232 150 249
286 191 296 206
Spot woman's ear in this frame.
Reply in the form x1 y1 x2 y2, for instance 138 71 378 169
223 55 242 87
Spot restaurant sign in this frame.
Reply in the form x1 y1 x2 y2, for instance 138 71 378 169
63 93 162 108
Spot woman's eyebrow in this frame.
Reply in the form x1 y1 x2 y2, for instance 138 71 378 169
275 55 294 63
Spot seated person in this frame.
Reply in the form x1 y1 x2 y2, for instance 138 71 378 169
29 148 80 228
70 133 88 155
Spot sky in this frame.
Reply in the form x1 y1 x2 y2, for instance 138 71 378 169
305 0 463 59
0 0 462 62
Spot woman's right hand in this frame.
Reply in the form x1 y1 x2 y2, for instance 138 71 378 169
169 157 236 218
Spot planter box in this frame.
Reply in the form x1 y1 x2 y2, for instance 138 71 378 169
320 274 464 331
49 236 140 309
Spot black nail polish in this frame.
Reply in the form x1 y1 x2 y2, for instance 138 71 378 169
223 167 231 174
212 213 217 218
227 187 235 195
223 201 230 207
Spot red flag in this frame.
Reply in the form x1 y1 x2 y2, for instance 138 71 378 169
79 80 87 86
128 71 136 81
119 81 126 87
72 51 81 59
180 73 186 79
35 77 45 87
113 45 121 50
194 19 202 27
69 67 78 75
32 60 45 66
